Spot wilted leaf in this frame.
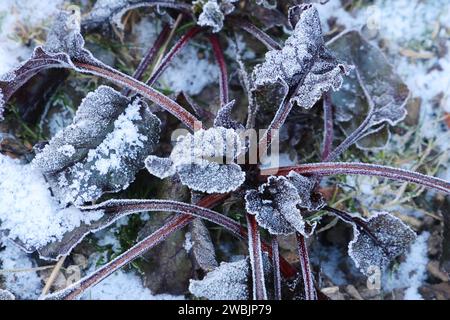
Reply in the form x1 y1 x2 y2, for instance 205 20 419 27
348 212 416 276
328 30 410 149
189 258 250 300
33 85 161 205
145 127 245 193
245 175 306 235
251 4 349 111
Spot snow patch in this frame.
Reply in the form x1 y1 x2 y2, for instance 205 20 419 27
0 154 103 249
383 232 430 300
0 238 42 299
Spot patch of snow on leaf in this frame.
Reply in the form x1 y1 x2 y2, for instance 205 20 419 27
383 232 429 300
0 154 104 250
33 86 161 205
183 231 193 252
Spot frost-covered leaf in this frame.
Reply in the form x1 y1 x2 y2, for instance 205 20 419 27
287 171 325 211
83 0 191 31
348 212 416 276
245 176 306 235
328 30 410 149
213 100 244 130
189 258 250 300
0 9 121 119
33 85 161 205
145 127 245 193
195 0 237 33
251 4 350 110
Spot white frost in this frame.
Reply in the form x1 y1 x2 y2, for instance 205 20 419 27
0 154 103 250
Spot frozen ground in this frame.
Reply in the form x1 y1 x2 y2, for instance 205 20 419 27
0 0 449 300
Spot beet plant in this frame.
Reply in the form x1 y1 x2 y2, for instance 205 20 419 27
0 1 449 300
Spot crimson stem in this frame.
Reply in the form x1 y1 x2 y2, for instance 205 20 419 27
264 162 450 195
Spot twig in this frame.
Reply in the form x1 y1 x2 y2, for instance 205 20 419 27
296 233 316 300
209 34 229 106
146 26 202 87
40 256 66 296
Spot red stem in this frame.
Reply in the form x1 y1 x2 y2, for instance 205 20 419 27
228 17 282 51
146 26 202 87
73 61 200 130
246 213 268 300
123 23 171 96
271 236 282 300
296 233 316 300
263 162 450 195
43 194 297 300
56 215 192 300
209 34 229 106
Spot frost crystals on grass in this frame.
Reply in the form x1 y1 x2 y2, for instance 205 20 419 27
145 127 245 193
348 212 416 276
